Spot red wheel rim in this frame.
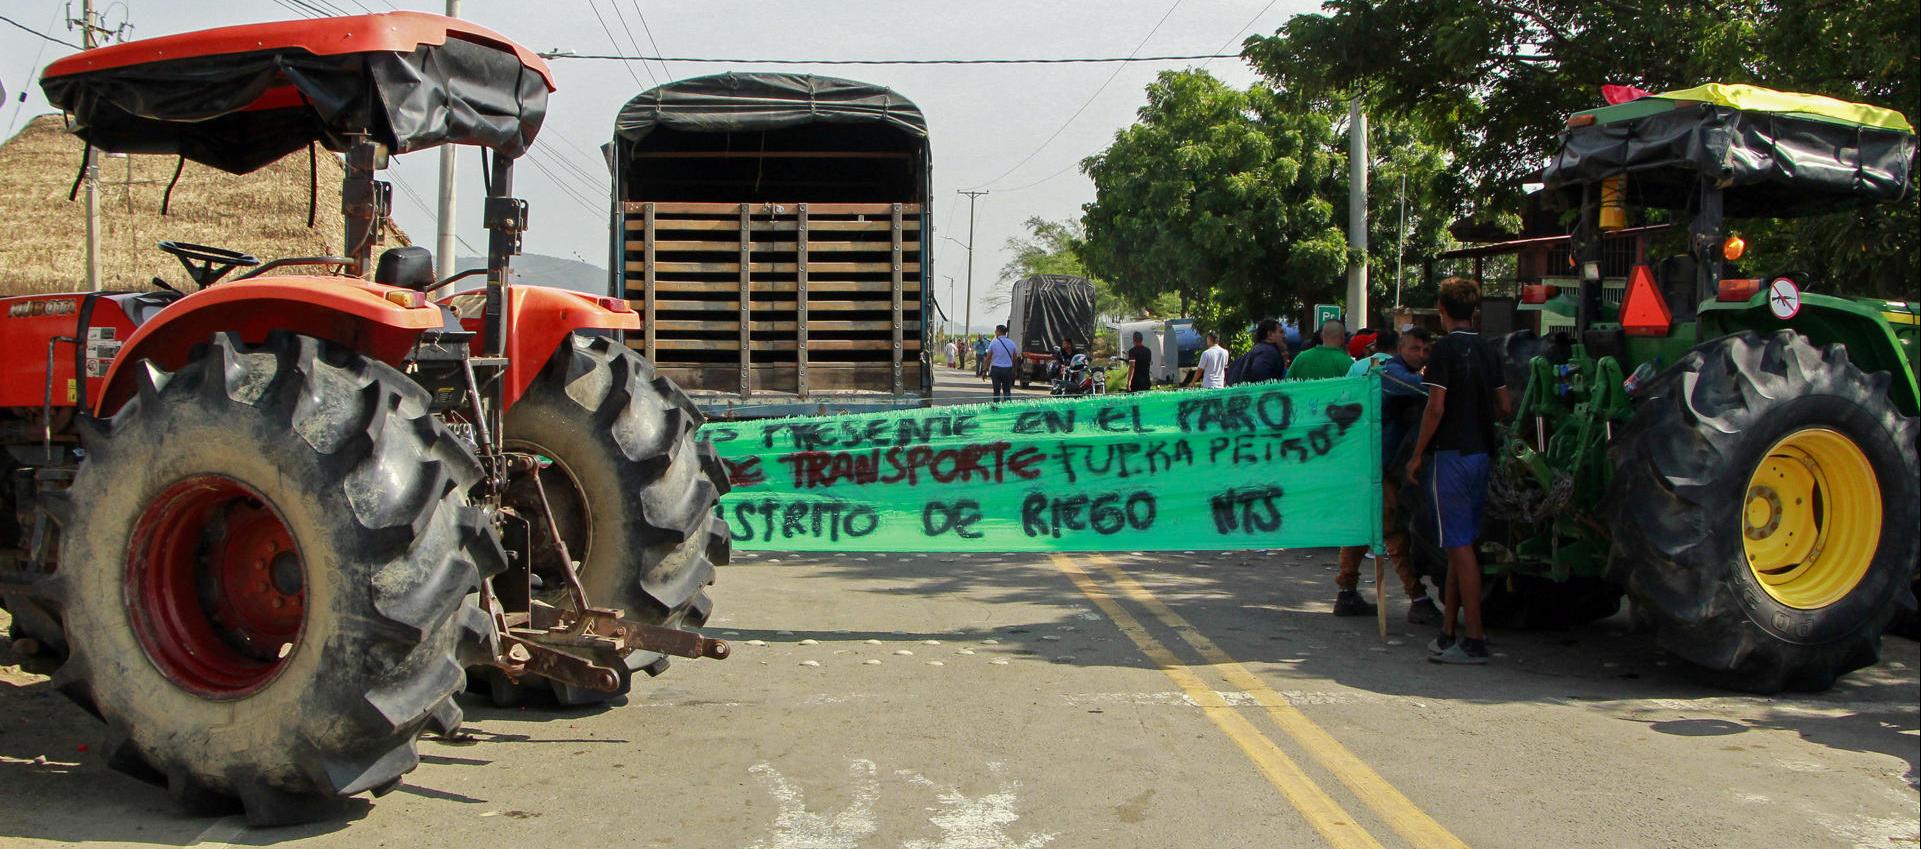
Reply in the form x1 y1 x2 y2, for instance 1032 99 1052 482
126 476 305 699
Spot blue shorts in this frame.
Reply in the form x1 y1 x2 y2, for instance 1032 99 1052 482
1425 450 1490 548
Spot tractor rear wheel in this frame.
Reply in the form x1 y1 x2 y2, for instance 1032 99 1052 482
1607 331 1920 692
55 332 491 825
481 334 729 706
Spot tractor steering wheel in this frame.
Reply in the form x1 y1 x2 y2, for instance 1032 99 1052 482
157 240 261 289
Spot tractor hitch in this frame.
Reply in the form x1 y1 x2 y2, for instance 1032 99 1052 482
488 601 731 693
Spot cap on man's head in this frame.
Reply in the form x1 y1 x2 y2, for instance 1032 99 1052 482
1346 331 1377 359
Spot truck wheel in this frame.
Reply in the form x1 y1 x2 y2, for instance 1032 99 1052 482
485 334 729 706
1607 331 1920 692
54 332 489 825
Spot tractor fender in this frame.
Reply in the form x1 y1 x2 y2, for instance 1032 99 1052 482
1698 292 1921 416
441 284 641 409
95 277 444 417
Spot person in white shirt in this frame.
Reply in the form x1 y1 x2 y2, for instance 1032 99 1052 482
944 339 959 368
1196 331 1229 388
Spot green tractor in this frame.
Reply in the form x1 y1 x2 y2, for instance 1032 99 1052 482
1413 84 1919 692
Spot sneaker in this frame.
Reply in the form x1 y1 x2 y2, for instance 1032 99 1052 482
1427 633 1455 655
1332 590 1378 617
1406 596 1441 626
1430 638 1490 665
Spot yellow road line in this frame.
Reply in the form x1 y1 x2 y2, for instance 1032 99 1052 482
1091 554 1471 849
1049 554 1385 849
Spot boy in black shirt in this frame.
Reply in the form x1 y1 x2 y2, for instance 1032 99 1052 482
1407 277 1511 664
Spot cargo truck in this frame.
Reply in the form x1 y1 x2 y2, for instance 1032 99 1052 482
1006 274 1097 387
609 73 934 417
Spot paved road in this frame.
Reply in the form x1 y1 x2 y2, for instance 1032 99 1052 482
930 361 1051 406
2 371 1916 847
3 543 1915 848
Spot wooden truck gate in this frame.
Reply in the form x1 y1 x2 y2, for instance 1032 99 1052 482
622 200 925 412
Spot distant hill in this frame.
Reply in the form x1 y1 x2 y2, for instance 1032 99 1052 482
455 254 608 294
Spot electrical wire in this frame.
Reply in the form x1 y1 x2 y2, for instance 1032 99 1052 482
583 0 651 89
540 51 1238 65
627 1 672 80
602 0 660 86
5 7 66 137
1200 0 1279 69
1 12 80 49
967 0 1190 191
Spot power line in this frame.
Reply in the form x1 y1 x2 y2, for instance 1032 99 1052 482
582 0 650 89
602 0 660 86
1 12 81 48
6 7 66 137
968 0 1190 190
627 1 672 80
539 50 1237 65
1200 0 1280 69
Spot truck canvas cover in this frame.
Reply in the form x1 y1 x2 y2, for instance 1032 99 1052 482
614 73 926 145
1544 83 1915 216
1010 275 1096 353
40 11 552 174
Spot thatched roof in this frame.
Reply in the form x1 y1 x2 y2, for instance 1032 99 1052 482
0 114 409 296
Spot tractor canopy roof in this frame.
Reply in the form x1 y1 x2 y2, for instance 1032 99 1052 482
41 12 553 174
1543 83 1916 217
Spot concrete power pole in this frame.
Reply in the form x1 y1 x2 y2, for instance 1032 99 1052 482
1345 100 1369 328
958 190 988 337
77 0 103 291
435 0 461 280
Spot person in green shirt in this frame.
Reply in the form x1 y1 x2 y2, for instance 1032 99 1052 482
1287 319 1355 380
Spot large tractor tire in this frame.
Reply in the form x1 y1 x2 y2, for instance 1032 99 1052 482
52 332 493 825
1608 331 1920 692
481 334 729 707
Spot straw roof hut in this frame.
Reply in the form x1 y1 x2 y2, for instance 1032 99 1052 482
0 114 408 296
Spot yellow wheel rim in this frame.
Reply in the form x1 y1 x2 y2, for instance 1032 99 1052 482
1741 428 1881 610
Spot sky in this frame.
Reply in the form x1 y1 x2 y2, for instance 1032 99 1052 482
1 0 1313 331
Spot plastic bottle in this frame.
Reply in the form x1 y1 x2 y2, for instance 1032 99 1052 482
1623 362 1658 395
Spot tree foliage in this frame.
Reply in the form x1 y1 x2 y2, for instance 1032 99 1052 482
1245 0 1920 298
991 216 1176 321
1079 70 1352 340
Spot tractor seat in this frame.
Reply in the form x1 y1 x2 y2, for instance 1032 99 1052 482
375 246 436 291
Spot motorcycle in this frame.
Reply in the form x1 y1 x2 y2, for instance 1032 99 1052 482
1050 352 1104 396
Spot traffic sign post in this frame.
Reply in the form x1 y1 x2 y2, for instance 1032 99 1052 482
1313 304 1343 328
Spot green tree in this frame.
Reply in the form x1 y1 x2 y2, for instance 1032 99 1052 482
1080 70 1351 342
993 216 1179 323
1245 0 1919 298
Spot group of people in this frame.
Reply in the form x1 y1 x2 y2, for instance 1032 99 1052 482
1178 280 1505 665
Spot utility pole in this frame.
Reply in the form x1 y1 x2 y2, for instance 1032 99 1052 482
1394 172 1407 311
71 0 112 291
958 190 988 337
435 0 461 281
1345 100 1369 328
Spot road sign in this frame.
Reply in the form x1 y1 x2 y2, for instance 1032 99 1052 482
1313 304 1343 328
1767 277 1802 320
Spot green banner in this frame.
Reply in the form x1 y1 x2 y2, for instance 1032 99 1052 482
703 376 1383 552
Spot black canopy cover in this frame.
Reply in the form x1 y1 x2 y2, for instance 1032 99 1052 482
614 73 927 145
1013 275 1096 353
41 13 550 174
1544 104 1917 217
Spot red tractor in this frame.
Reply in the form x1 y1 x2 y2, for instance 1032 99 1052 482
0 13 730 824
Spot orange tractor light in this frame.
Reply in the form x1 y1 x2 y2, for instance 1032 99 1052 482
383 289 430 309
1723 234 1746 261
1717 278 1762 301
